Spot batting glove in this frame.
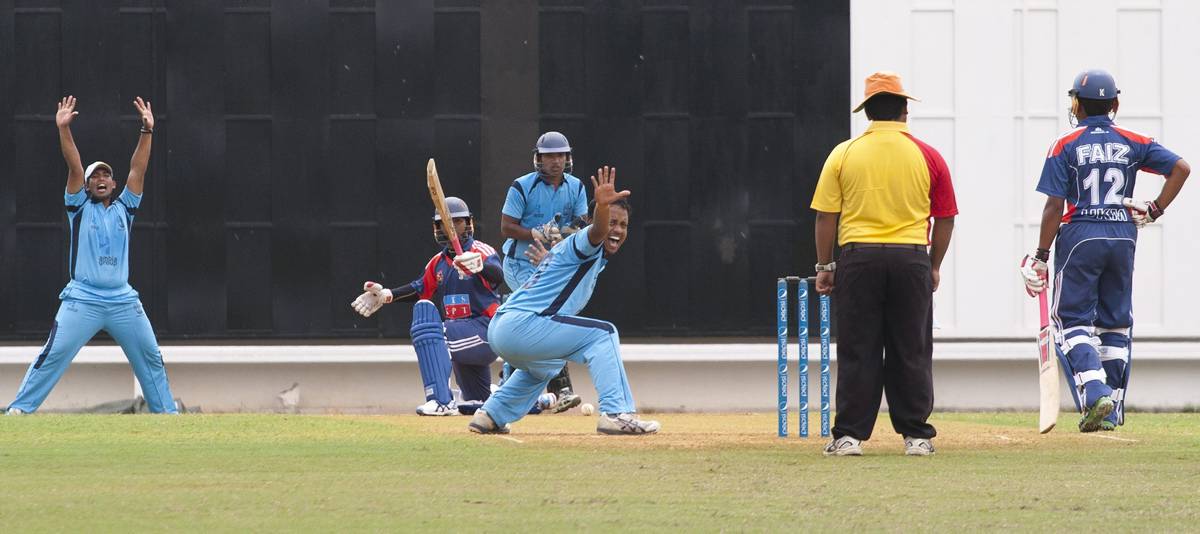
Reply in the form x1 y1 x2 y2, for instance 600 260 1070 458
453 251 484 276
1122 198 1163 229
1019 252 1049 297
351 281 392 317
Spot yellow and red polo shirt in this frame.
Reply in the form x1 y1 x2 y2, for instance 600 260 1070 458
810 121 957 245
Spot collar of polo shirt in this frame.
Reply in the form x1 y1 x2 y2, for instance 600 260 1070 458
865 121 909 133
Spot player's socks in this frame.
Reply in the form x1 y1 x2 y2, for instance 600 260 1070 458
411 300 454 405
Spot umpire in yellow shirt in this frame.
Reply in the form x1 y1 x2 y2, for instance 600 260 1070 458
811 72 958 457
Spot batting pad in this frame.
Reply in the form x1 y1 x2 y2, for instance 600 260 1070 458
411 300 454 405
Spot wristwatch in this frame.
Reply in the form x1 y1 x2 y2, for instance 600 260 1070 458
815 262 836 273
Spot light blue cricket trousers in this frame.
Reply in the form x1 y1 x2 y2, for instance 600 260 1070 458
9 299 177 413
483 310 636 426
502 255 537 292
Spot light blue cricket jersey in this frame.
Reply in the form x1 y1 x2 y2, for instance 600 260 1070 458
498 227 607 316
60 187 141 303
500 171 588 261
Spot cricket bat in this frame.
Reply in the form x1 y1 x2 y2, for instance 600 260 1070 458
1037 291 1060 433
426 158 464 257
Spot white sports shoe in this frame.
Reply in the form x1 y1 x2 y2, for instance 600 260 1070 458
903 436 935 456
596 413 660 435
823 435 863 456
5 407 25 416
467 410 511 434
415 399 459 416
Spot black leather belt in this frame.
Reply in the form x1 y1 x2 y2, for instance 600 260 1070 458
843 243 926 251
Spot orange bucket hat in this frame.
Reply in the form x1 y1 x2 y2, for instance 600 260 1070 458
852 71 920 113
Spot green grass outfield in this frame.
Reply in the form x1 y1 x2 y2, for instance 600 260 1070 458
2 412 1198 531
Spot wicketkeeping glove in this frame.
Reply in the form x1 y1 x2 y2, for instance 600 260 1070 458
531 222 562 245
350 281 393 317
1122 198 1163 229
1018 253 1049 297
453 250 484 276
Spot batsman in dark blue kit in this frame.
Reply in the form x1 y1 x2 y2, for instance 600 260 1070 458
1020 69 1190 432
352 197 505 416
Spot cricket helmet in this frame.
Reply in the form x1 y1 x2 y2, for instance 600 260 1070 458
1068 69 1120 100
432 196 474 247
533 131 573 175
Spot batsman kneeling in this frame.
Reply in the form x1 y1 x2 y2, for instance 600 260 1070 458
351 197 505 416
470 167 659 435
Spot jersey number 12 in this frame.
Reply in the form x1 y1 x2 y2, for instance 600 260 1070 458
1081 167 1125 206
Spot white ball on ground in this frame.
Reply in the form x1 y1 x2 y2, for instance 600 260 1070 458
580 403 595 416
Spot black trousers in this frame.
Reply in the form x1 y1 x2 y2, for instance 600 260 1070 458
831 245 936 441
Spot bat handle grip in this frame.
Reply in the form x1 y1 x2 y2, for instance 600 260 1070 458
450 236 464 257
1038 291 1049 326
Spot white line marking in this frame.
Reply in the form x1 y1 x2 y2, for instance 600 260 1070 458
996 435 1014 441
1084 434 1139 443
498 436 524 444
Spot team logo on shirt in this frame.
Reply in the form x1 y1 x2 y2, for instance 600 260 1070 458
443 294 471 319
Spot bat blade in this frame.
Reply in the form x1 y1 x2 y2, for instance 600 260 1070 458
426 158 464 256
1037 291 1060 433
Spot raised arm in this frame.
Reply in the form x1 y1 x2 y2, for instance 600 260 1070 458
126 97 155 195
56 96 85 193
586 166 629 246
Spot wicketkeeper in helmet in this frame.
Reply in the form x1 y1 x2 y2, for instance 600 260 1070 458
1019 69 1190 431
351 197 506 416
496 131 591 412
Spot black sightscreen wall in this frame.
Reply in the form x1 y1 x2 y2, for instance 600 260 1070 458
0 0 849 340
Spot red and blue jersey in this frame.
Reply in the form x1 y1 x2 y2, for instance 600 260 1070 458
409 239 503 320
1037 116 1180 224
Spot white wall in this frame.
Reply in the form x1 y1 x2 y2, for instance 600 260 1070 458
852 0 1200 338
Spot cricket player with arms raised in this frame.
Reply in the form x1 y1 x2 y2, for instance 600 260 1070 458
7 96 177 415
351 197 505 416
470 166 659 435
497 131 590 413
1020 69 1190 432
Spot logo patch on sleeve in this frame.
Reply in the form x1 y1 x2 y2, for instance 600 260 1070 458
443 294 471 319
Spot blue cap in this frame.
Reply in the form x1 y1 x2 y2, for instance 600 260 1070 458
1069 69 1120 100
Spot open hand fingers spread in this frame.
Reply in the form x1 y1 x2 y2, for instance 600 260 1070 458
591 166 618 190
